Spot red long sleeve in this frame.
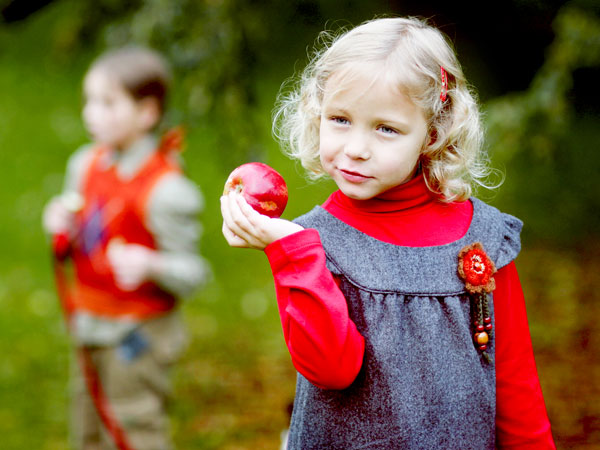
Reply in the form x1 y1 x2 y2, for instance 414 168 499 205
494 262 555 448
265 229 365 390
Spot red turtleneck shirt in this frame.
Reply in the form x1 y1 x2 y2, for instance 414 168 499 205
265 176 555 448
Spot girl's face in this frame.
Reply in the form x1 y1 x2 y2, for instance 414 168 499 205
319 66 429 200
82 68 150 150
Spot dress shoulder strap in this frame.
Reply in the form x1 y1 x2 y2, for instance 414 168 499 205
294 198 522 295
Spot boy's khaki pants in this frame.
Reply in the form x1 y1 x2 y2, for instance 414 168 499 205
70 312 187 450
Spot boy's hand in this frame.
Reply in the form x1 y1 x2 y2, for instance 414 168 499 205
220 192 303 250
107 240 162 291
42 196 76 236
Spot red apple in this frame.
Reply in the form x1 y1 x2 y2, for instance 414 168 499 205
223 162 288 218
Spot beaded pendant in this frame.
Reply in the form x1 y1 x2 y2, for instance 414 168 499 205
458 242 497 363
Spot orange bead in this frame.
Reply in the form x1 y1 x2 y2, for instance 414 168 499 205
475 332 489 345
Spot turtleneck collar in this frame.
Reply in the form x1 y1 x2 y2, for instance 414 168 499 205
325 175 439 215
321 175 473 246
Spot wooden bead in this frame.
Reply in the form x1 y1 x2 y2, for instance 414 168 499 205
479 344 488 351
484 317 492 324
476 324 485 333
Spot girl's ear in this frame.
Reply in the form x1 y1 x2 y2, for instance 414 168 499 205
137 97 161 131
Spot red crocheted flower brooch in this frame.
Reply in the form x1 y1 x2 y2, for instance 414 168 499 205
457 242 496 294
458 242 497 361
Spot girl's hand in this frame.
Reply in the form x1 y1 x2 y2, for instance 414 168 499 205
220 192 303 250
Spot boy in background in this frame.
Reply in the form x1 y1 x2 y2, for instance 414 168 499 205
43 46 208 449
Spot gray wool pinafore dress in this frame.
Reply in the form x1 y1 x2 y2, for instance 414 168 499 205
288 198 523 450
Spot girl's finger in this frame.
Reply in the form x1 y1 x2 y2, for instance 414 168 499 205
233 192 264 223
220 196 245 242
232 193 276 241
222 194 252 239
221 221 250 248
221 195 263 248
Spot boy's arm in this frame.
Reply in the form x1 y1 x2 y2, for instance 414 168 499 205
494 262 556 449
265 229 365 390
63 144 96 193
42 145 94 236
144 173 210 298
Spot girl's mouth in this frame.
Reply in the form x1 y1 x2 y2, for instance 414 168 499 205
339 168 372 183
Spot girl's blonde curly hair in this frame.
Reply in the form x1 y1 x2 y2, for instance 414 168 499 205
273 17 493 202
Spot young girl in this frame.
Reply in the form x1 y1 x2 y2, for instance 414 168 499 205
43 46 208 449
221 17 555 449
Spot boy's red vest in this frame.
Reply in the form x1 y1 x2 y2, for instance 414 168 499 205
71 146 180 320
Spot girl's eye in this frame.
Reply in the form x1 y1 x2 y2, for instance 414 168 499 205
378 125 398 135
330 116 349 125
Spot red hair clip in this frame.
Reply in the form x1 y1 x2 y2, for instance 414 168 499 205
440 66 448 102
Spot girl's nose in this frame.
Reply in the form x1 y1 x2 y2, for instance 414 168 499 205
343 131 370 160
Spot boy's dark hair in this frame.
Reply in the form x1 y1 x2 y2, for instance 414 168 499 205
90 46 171 114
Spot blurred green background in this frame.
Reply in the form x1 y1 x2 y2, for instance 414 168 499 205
0 0 598 448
